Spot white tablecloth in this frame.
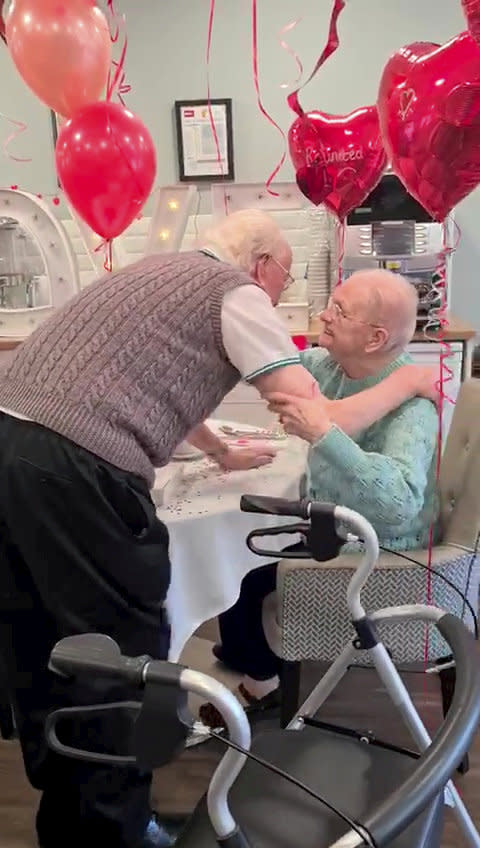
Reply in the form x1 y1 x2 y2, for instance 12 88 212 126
155 426 308 661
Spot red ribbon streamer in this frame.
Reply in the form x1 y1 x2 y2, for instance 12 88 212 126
287 0 346 118
1 114 31 163
278 19 304 90
206 0 228 215
335 220 346 288
94 238 113 273
251 0 289 197
106 1 131 105
422 219 457 662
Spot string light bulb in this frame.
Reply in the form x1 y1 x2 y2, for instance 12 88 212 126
167 199 179 211
159 229 170 241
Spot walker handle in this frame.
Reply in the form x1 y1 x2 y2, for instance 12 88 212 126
240 494 310 519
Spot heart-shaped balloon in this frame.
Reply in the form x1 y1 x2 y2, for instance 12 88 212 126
288 106 387 220
462 0 480 46
378 31 480 221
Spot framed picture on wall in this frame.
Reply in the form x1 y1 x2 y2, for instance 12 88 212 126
174 98 234 182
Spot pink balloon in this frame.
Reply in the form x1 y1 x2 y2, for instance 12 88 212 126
56 101 157 240
6 0 111 118
377 31 480 221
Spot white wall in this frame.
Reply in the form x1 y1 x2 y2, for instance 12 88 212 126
0 0 478 327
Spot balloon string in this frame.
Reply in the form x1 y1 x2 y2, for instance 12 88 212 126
422 220 456 663
287 0 346 118
106 1 131 105
104 240 113 272
335 219 345 287
1 114 32 163
251 0 287 196
106 0 120 43
94 238 113 273
278 18 304 90
206 0 228 216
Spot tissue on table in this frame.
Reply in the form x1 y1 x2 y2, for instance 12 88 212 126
152 464 185 507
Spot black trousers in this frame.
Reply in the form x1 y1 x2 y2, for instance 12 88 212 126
218 543 305 681
0 413 171 848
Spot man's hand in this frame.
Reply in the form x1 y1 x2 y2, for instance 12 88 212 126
216 444 277 471
267 393 332 444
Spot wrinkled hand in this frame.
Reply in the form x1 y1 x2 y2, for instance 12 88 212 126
217 444 277 471
266 393 332 443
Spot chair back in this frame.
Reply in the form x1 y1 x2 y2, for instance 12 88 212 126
439 379 480 550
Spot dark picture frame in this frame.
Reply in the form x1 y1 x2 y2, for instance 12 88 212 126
174 98 234 182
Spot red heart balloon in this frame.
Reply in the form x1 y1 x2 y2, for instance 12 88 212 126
288 106 387 220
56 101 156 240
378 31 480 221
462 0 480 46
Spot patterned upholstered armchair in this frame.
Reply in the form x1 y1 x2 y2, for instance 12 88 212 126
263 380 480 740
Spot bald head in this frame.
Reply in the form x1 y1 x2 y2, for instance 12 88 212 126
344 269 418 352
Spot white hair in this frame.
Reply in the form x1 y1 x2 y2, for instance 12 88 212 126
199 209 288 274
350 269 418 353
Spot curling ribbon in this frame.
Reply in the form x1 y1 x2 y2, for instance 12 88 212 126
287 0 346 118
251 0 288 196
206 0 228 215
1 114 31 163
278 18 304 90
422 218 458 660
106 1 131 105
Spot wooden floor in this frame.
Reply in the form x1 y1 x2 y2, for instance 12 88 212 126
0 653 479 848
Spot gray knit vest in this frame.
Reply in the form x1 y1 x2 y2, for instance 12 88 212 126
0 251 253 486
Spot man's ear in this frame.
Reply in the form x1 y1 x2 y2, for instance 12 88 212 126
365 326 390 354
253 255 269 289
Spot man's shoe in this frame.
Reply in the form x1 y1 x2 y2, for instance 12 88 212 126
143 816 175 847
144 813 188 847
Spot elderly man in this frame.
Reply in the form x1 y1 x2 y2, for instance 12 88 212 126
203 269 439 725
0 213 434 848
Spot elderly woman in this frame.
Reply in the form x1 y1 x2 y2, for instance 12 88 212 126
203 269 439 725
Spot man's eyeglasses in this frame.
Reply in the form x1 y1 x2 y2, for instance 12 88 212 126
323 296 380 327
268 255 295 290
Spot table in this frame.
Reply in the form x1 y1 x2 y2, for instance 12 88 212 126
154 425 307 661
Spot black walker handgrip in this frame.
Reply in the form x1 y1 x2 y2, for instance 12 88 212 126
240 494 310 519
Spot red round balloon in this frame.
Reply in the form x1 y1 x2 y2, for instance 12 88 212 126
288 106 387 220
462 0 480 46
377 31 480 222
56 101 156 239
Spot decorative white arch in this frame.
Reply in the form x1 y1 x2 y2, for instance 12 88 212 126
0 189 79 338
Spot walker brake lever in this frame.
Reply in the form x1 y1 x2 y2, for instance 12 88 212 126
246 522 309 558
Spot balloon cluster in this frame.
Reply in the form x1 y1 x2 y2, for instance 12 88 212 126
5 0 156 240
290 1 480 223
